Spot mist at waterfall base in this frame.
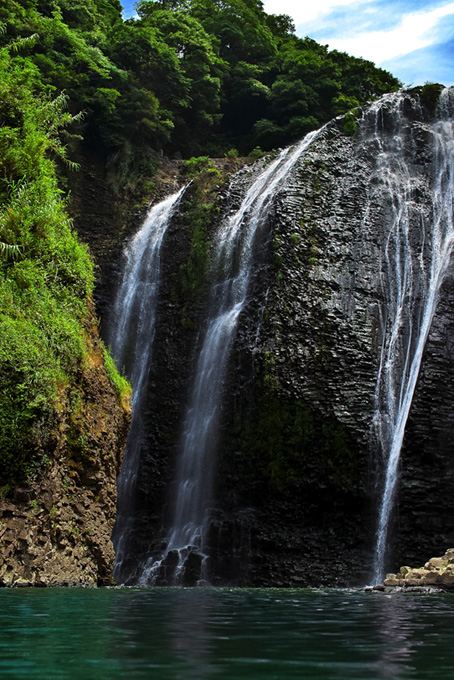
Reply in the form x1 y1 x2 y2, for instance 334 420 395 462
3 587 454 679
109 88 454 587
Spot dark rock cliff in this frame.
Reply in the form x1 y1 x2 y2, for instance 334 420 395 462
87 89 453 587
212 121 380 586
210 90 454 585
397 275 454 568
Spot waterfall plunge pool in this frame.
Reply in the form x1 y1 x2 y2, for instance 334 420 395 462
1 587 454 679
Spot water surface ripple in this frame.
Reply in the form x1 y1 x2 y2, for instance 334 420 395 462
1 588 454 679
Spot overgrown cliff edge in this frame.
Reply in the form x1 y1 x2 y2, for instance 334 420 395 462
0 308 131 587
0 36 131 587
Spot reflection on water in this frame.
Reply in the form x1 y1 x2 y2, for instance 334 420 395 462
373 594 422 680
1 588 454 679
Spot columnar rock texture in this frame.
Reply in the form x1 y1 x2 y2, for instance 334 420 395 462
0 312 131 587
100 169 235 583
210 118 381 586
102 89 454 587
209 90 454 586
397 276 454 567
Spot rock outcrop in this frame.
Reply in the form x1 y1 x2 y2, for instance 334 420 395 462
0 310 131 587
368 548 454 592
206 89 454 586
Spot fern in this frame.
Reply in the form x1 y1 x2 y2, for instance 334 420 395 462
0 241 21 261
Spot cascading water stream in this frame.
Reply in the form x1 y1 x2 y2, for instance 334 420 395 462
108 187 186 583
141 129 322 584
371 89 454 583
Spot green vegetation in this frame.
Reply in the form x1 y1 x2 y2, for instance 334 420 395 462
182 155 212 177
246 382 358 493
103 345 132 410
0 36 126 483
180 158 222 299
1 0 400 186
0 0 401 484
419 82 445 113
247 146 266 162
342 109 361 137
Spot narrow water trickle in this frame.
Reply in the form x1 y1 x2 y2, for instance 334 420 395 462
371 89 454 582
108 187 187 584
141 129 322 585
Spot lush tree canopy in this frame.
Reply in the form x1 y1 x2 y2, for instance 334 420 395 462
0 36 93 478
0 27 131 483
0 0 400 481
1 0 400 164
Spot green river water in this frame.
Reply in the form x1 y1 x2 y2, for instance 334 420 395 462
1 587 453 679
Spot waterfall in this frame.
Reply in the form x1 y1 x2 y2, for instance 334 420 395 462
106 90 452 588
108 187 186 583
371 89 454 582
141 129 322 585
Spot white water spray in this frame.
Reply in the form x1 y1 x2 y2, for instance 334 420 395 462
109 187 186 582
372 89 454 582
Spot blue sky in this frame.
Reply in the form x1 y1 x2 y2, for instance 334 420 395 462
263 0 454 85
121 0 454 86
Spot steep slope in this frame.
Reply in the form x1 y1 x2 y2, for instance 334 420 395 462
215 87 454 585
0 307 131 587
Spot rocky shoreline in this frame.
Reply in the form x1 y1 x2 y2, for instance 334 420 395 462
367 549 454 594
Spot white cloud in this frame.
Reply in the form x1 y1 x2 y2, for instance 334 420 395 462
263 0 360 24
263 0 454 87
270 0 454 64
381 40 454 86
293 3 454 64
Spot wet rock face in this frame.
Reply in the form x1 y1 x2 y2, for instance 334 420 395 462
108 198 206 581
103 162 276 583
213 122 383 586
396 275 454 567
211 93 454 585
90 91 453 587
